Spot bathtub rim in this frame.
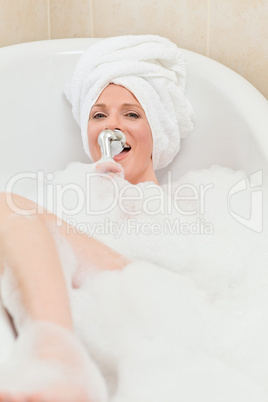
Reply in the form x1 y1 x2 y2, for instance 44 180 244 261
1 37 267 162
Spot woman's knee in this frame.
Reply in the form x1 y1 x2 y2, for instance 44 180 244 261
0 192 14 221
0 193 41 232
0 192 38 215
0 192 59 242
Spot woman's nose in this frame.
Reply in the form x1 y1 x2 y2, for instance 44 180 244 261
105 114 122 131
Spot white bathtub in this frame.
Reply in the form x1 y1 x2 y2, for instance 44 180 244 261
0 38 268 362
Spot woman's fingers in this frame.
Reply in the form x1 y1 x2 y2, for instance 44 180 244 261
95 161 124 176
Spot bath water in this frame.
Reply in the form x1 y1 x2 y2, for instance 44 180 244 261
0 162 268 401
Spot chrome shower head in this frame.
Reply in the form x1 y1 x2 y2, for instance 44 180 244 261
98 129 126 160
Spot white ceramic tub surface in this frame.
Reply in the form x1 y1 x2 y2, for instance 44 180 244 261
0 38 268 361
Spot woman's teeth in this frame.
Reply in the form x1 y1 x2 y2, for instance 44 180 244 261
120 144 131 154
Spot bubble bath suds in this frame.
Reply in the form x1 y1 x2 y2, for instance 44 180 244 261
1 162 268 401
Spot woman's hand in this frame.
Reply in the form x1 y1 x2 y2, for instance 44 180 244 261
94 160 124 179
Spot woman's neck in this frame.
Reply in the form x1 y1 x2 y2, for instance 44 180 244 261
130 169 159 185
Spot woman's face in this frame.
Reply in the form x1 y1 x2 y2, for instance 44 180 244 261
87 84 158 185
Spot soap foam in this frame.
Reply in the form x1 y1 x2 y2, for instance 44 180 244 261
1 162 268 400
0 320 108 400
49 162 268 400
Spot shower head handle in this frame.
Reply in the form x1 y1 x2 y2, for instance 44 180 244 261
98 129 126 160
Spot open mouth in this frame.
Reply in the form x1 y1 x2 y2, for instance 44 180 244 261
119 144 131 155
113 143 131 162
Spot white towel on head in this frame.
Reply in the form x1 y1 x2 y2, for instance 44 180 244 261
64 35 194 170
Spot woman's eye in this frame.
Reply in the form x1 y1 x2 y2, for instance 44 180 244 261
93 113 106 119
126 112 139 119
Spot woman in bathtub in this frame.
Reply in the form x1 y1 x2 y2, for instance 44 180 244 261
0 36 194 401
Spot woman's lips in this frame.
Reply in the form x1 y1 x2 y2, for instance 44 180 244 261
113 147 131 162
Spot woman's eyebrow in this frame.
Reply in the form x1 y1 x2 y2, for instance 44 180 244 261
92 103 106 108
91 103 143 110
122 103 143 109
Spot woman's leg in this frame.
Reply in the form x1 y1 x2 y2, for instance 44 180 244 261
0 193 73 331
0 192 130 401
0 192 130 328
